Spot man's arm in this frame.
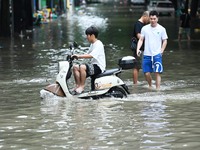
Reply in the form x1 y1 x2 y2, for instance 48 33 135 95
161 39 167 54
73 54 93 59
136 36 144 56
136 33 141 40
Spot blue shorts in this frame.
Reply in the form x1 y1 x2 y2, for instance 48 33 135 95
142 54 163 73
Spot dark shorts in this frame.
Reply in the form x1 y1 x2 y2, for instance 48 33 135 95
179 27 191 35
85 64 101 77
133 50 143 69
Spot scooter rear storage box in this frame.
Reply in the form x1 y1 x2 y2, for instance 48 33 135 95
118 56 136 70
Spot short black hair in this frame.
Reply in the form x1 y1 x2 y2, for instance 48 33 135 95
149 10 159 17
85 26 99 38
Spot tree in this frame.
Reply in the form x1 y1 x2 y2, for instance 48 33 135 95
190 0 199 18
13 0 33 33
0 0 10 37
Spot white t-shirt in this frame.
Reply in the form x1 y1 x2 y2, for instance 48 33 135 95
88 40 106 72
141 24 168 56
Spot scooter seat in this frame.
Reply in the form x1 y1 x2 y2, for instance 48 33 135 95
95 68 121 78
90 68 121 90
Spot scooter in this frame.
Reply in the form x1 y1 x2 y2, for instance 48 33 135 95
40 42 135 99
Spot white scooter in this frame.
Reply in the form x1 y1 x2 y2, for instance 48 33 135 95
40 42 136 99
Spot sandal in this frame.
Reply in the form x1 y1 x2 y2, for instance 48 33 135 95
71 90 84 95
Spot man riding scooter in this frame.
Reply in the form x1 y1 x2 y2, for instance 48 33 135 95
72 26 106 94
40 26 131 99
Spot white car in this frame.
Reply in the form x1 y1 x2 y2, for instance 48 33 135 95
147 0 175 16
130 0 145 5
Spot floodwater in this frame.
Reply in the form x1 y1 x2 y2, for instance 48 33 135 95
1 2 200 150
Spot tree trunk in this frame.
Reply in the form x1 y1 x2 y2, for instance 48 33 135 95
0 0 10 37
185 0 189 13
13 0 33 33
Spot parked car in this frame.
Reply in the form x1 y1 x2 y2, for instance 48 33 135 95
130 0 145 5
85 0 101 4
147 0 175 16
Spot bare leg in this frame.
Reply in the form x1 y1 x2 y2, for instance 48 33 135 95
178 34 182 41
76 64 87 93
73 64 81 89
133 68 139 85
155 72 161 90
144 72 152 88
187 34 190 41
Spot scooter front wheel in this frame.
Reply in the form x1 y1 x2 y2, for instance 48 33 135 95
107 86 127 98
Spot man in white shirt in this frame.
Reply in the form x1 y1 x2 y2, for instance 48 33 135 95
72 26 106 94
136 11 168 90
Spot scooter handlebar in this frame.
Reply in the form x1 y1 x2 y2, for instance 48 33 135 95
66 55 78 61
71 55 78 60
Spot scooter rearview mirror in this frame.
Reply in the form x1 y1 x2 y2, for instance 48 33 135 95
69 43 75 55
73 41 78 48
69 43 73 50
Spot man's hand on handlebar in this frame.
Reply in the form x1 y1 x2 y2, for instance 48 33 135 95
71 55 79 60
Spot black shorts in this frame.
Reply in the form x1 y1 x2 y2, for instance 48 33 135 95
133 50 142 69
85 64 101 77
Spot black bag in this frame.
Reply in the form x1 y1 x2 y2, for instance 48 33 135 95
130 37 138 51
86 63 95 76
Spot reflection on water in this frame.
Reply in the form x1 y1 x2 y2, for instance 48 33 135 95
0 3 200 150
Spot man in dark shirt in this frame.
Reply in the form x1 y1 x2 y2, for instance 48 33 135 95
178 9 191 41
132 11 149 85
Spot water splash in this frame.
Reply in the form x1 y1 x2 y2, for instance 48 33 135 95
13 78 47 84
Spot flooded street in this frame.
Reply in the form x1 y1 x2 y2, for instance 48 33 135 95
1 2 200 150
